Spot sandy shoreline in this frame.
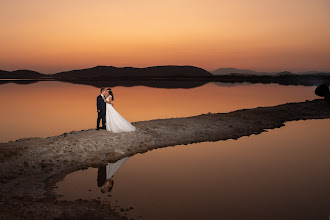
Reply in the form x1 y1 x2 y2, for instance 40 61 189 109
0 99 329 219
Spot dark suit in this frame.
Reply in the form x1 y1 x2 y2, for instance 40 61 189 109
97 95 106 129
97 166 106 187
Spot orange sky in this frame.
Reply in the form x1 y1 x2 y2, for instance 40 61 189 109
1 0 329 74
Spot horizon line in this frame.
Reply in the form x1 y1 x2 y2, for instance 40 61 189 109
1 65 330 74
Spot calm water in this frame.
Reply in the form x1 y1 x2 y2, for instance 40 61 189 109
54 119 330 220
0 81 318 142
1 81 328 219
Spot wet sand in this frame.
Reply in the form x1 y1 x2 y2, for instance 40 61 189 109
0 99 329 219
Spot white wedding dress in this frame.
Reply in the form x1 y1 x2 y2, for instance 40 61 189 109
106 157 129 180
105 95 136 133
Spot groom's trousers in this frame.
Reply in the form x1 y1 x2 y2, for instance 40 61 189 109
97 112 106 129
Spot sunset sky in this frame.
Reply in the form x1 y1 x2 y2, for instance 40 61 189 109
1 0 329 74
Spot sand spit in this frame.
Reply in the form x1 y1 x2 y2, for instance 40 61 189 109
0 99 329 219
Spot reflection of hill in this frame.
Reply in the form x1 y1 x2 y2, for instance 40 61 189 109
212 82 252 87
53 65 212 88
212 68 330 76
0 79 40 85
0 65 211 89
58 79 208 89
0 65 329 87
213 74 330 86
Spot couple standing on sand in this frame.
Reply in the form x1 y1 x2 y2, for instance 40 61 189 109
96 87 136 133
96 87 133 192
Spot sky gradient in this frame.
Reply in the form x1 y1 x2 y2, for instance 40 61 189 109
1 0 329 74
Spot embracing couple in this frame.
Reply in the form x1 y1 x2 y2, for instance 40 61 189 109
97 88 136 133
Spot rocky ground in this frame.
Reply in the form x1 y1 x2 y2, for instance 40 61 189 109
0 99 329 219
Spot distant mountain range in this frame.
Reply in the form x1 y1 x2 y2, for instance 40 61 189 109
1 66 329 79
0 65 329 87
0 65 214 79
211 68 329 76
54 65 213 78
212 68 270 75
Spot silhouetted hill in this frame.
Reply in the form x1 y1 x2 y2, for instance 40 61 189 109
212 68 270 75
0 70 9 76
299 70 330 75
276 71 296 76
212 67 330 76
0 70 43 79
301 70 320 74
54 65 213 78
1 66 329 87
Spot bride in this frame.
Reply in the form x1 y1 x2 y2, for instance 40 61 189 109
102 88 136 133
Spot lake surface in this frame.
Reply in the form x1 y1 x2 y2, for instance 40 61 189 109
54 119 330 220
1 81 328 219
0 81 318 142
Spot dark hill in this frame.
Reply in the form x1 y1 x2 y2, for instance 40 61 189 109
212 68 269 75
0 70 10 76
276 71 296 76
0 70 44 79
54 65 213 78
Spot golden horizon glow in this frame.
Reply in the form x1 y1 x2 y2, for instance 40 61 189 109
0 81 318 142
0 0 329 73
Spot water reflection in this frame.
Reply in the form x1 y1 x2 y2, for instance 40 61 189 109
0 81 317 142
97 157 129 193
0 79 208 89
54 119 330 220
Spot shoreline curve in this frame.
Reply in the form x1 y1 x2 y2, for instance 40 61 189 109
0 99 329 219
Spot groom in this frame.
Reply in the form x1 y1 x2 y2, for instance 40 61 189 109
96 88 107 130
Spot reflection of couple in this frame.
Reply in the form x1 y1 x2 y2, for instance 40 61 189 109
97 88 136 133
97 157 129 193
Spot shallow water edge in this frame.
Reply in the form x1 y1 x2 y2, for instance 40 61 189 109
0 99 329 219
